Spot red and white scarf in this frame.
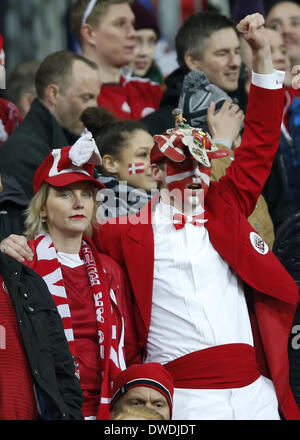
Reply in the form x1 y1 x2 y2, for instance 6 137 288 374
27 232 124 420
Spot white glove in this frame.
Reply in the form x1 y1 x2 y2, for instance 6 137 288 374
69 130 102 166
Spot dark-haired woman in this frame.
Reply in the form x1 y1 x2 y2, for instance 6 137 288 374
81 107 158 220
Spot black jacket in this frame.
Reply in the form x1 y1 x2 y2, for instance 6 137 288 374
272 212 300 410
0 98 77 200
263 143 295 233
0 252 84 420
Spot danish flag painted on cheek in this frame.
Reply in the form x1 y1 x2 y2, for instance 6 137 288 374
128 162 146 174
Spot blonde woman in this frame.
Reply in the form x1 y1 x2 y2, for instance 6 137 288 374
23 133 139 420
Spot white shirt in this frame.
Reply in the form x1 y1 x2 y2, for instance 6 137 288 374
146 202 280 420
146 201 253 364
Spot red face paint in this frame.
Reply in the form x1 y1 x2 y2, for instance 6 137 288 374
152 117 229 212
164 156 211 211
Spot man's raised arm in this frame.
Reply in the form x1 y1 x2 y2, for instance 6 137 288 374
236 13 273 75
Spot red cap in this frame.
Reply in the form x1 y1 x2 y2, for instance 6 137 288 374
33 132 105 193
0 34 3 51
110 363 174 418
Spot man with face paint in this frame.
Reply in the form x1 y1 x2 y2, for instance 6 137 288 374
92 13 300 420
151 117 229 219
1 13 300 420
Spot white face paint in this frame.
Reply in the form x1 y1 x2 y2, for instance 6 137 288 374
165 167 210 187
193 165 201 177
162 158 211 215
188 194 203 208
188 165 205 208
192 164 211 187
165 170 194 184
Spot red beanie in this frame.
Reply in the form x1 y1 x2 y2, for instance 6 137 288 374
110 363 174 418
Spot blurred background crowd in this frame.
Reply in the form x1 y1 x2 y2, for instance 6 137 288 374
0 0 293 76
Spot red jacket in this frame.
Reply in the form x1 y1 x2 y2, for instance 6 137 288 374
94 84 300 419
97 71 164 120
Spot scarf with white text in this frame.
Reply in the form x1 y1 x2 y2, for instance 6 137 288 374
27 232 121 419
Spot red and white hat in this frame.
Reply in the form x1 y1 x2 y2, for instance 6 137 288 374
150 108 229 167
110 363 174 418
33 131 105 194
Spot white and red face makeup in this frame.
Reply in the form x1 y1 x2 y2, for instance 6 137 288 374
152 116 229 212
150 115 229 211
165 156 211 210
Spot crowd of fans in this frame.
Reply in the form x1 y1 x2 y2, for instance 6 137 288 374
0 0 300 421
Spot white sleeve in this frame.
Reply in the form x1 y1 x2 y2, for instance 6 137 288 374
251 69 285 89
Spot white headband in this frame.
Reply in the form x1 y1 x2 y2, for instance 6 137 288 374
82 0 98 25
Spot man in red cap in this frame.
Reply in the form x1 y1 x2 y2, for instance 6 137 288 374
110 363 174 420
2 13 300 420
93 13 300 420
